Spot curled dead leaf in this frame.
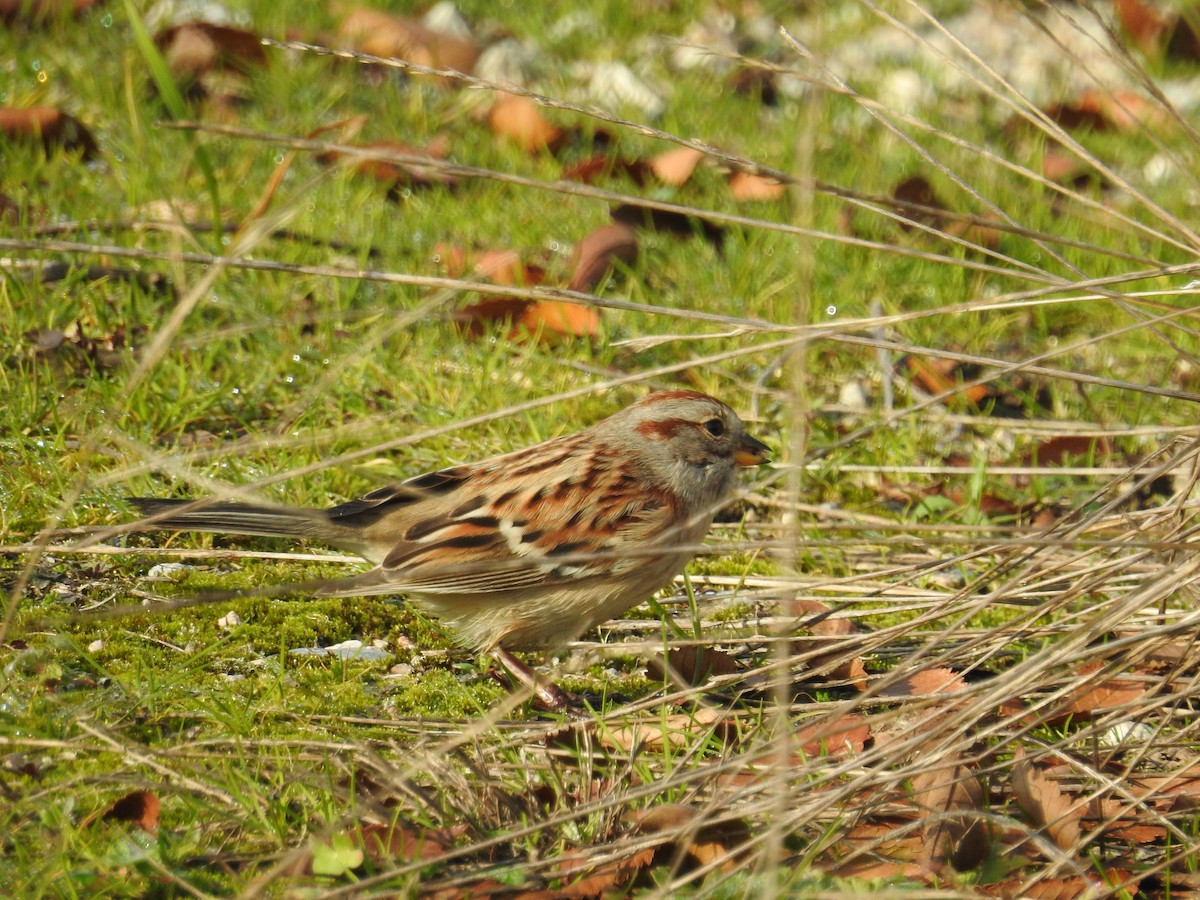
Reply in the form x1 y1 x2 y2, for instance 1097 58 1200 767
567 223 638 292
0 106 98 159
90 790 160 835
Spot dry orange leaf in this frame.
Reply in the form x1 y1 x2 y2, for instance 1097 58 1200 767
567 223 638 292
728 170 786 201
1116 0 1170 50
1011 749 1083 853
788 598 851 637
1063 680 1146 721
649 146 705 186
488 94 563 153
338 7 478 76
519 300 600 339
900 355 992 406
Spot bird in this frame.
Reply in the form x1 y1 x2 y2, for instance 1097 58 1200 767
131 389 770 708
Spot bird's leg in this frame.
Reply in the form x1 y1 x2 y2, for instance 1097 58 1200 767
493 646 572 712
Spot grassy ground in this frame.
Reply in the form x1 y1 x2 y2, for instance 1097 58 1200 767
3 1 1200 896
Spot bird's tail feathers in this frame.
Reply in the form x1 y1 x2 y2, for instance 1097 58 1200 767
129 498 345 543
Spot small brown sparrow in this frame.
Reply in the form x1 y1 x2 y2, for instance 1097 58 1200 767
132 390 769 708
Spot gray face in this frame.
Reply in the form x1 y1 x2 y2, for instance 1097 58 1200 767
596 390 768 511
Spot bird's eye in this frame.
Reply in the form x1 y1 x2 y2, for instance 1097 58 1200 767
703 418 725 437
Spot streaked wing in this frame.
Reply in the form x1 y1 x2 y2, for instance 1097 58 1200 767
366 445 683 596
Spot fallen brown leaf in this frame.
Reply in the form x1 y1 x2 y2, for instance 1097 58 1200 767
646 646 740 686
1086 798 1167 844
84 790 160 835
518 300 600 340
649 146 705 186
633 803 749 874
892 175 949 231
561 154 650 185
356 821 467 866
796 713 871 758
789 598 867 690
567 223 638 292
732 67 778 105
1011 749 1083 853
488 94 563 153
910 760 991 870
542 847 655 898
1026 435 1111 467
338 7 478 77
600 706 730 752
154 22 267 80
610 203 726 248
882 667 968 698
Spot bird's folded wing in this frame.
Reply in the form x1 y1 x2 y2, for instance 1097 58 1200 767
365 487 683 595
